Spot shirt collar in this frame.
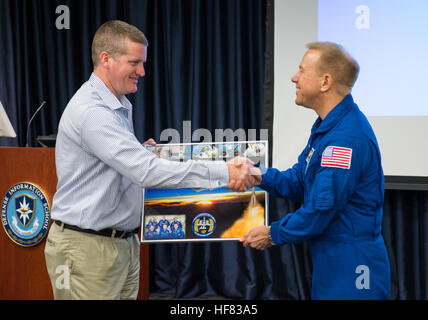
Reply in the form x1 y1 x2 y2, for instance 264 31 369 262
311 94 355 135
89 73 132 111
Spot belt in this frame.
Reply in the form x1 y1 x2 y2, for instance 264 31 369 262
55 220 139 239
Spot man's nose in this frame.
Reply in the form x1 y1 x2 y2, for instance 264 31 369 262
137 63 145 77
291 72 298 83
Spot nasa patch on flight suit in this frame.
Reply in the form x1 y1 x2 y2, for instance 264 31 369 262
1 182 50 247
321 146 352 169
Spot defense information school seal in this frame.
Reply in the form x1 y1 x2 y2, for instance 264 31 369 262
192 213 216 237
1 182 50 247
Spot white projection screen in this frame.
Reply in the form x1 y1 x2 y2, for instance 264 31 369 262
273 0 428 188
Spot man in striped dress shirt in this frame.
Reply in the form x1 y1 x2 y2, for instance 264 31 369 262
44 20 255 300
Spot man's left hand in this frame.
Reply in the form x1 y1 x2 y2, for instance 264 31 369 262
240 225 272 250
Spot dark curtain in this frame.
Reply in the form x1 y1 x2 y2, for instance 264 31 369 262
383 190 428 299
1 0 427 300
150 190 428 300
0 0 264 147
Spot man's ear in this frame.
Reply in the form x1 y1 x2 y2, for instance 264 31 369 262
98 51 110 69
320 73 333 93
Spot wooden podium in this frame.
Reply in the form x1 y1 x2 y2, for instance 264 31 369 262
0 147 149 300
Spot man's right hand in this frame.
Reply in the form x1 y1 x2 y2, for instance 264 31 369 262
226 157 261 192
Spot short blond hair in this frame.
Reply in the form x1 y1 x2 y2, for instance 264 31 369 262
91 20 148 67
306 42 359 95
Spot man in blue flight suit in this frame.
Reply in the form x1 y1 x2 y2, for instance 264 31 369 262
158 216 170 231
171 223 185 239
239 42 391 300
159 223 172 239
145 224 159 240
170 217 183 231
146 216 159 232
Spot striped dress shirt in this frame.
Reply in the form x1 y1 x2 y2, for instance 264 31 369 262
51 73 229 231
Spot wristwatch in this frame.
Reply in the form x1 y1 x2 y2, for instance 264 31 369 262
268 226 276 246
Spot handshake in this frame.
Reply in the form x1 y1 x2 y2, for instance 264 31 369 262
226 157 262 192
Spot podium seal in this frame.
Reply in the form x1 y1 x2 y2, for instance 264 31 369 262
1 182 50 247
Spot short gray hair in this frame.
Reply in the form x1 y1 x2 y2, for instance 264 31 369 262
306 42 359 95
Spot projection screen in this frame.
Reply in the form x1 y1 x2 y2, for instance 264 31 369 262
273 0 428 188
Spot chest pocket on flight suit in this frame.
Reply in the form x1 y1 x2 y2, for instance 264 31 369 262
310 169 335 211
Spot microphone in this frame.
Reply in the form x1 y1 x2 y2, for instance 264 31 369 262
26 101 47 147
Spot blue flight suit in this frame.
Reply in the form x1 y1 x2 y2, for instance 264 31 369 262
145 229 159 240
261 94 390 299
170 220 183 231
159 228 172 239
172 227 185 239
158 219 170 230
146 220 159 232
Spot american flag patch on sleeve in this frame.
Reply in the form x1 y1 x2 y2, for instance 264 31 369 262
321 146 352 169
